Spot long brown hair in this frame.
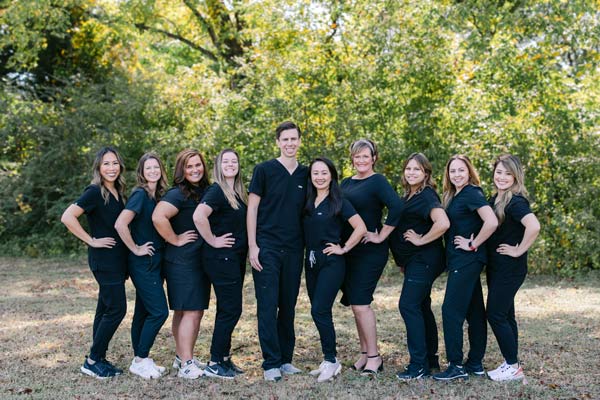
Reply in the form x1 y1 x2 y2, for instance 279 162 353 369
135 152 168 200
401 152 436 197
173 149 209 201
442 154 480 208
492 154 529 224
212 149 247 209
90 146 126 204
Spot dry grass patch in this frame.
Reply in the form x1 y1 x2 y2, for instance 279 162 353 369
1 257 599 399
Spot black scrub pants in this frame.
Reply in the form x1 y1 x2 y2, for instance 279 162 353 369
305 251 345 363
89 269 127 362
486 266 527 365
252 248 303 370
441 261 487 366
129 252 169 359
203 253 245 363
399 250 444 370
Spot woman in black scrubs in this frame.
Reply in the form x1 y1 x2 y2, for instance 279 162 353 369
152 149 210 380
390 153 450 380
341 139 402 375
61 146 128 379
433 154 498 381
193 149 248 380
304 157 367 383
486 154 540 382
114 152 170 379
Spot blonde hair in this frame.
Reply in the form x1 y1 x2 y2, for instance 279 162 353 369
135 152 168 200
492 154 529 224
350 138 378 168
442 154 480 208
213 149 247 209
401 152 436 196
91 146 126 204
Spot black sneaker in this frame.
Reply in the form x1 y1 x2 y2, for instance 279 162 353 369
396 364 430 381
223 358 245 375
81 358 116 379
432 364 468 381
100 358 123 375
204 362 236 380
464 361 485 377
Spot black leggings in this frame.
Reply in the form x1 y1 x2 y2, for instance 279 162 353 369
486 267 527 365
89 270 127 361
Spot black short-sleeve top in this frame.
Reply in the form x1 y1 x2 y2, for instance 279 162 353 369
74 184 127 271
200 183 248 258
160 185 206 264
340 173 402 252
248 159 308 251
389 187 443 266
303 197 357 251
444 184 488 268
487 194 533 271
125 187 165 250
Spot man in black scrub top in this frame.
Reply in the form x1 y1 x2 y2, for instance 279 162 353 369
247 121 308 382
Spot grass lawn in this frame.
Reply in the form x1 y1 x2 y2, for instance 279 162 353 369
1 257 599 399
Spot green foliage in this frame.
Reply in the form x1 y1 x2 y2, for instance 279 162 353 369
0 0 598 275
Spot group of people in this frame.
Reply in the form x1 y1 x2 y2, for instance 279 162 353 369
61 121 540 384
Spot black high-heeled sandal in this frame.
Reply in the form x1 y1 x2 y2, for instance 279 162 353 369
350 352 367 371
361 354 384 376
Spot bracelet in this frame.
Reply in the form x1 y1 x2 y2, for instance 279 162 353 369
468 241 478 252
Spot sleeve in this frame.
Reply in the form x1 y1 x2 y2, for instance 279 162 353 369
376 175 403 227
421 188 443 220
74 185 100 214
161 188 183 210
201 184 225 213
507 195 532 222
125 188 145 214
466 185 488 211
340 198 358 222
248 163 266 197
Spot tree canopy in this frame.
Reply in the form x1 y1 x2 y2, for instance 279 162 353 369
1 0 598 273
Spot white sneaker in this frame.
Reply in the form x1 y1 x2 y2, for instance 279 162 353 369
490 363 524 382
172 355 205 370
310 361 328 376
177 359 204 379
148 358 166 374
264 367 283 381
129 358 161 379
280 363 302 375
317 360 342 383
487 361 508 379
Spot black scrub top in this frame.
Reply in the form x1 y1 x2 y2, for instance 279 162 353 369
303 197 357 251
389 186 443 266
487 194 532 271
200 183 247 258
340 173 402 246
444 184 488 268
248 159 308 251
161 185 205 264
75 184 127 271
125 187 165 250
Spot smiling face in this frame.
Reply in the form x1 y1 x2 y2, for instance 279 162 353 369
184 155 204 184
276 128 301 158
311 161 332 192
494 161 515 193
448 159 470 191
221 151 239 179
404 159 426 189
142 157 162 184
99 152 121 184
352 147 375 176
